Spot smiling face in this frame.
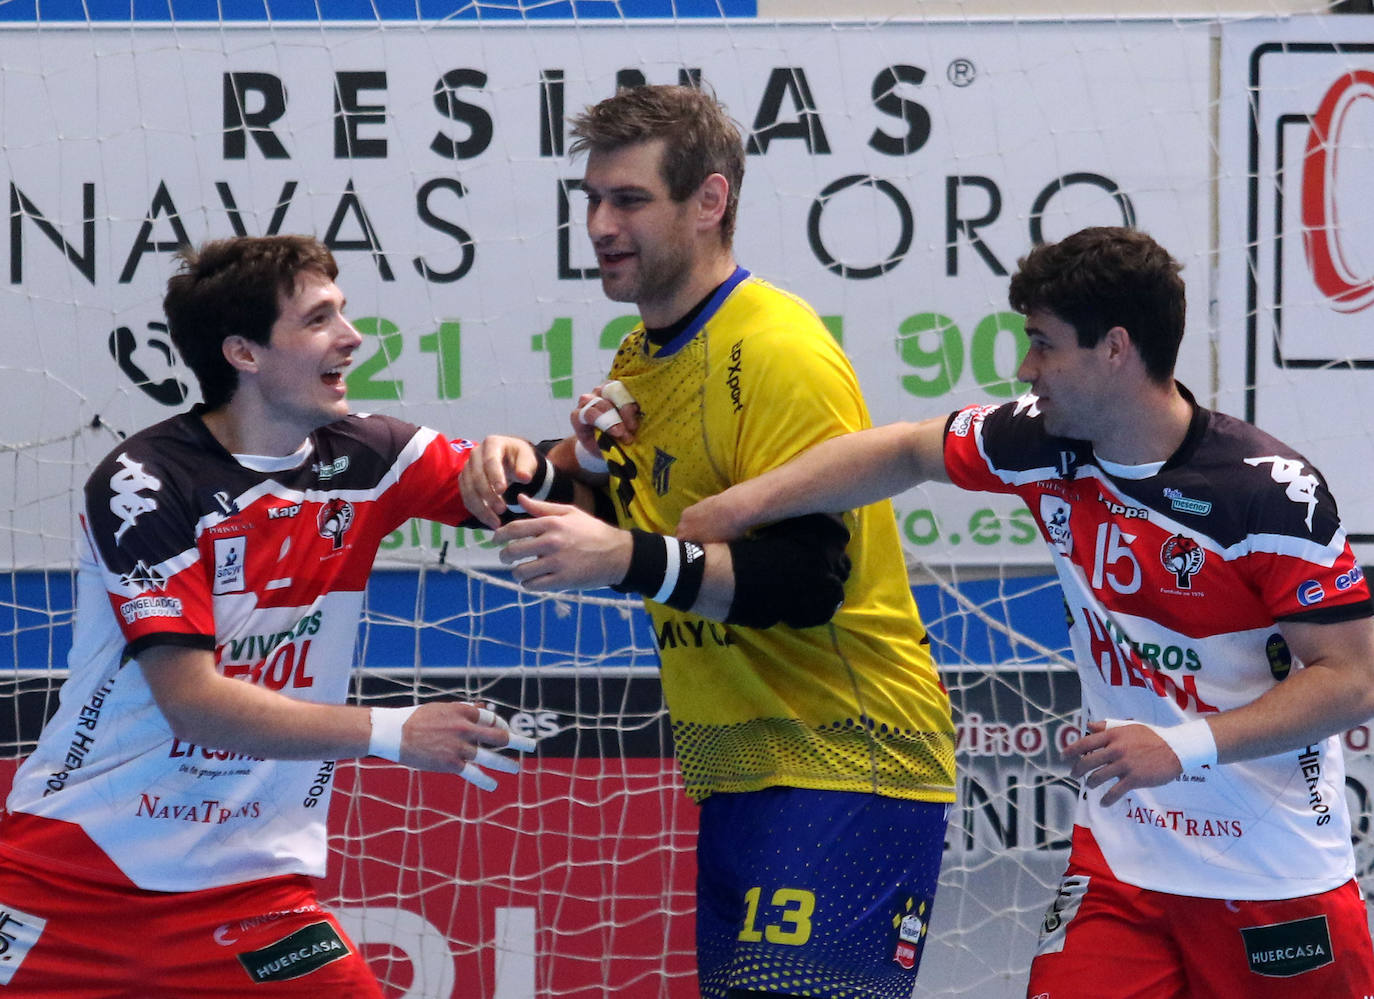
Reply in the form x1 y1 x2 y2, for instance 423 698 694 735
230 269 362 451
581 138 704 326
1016 307 1116 441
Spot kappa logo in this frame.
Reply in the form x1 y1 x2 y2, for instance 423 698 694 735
317 499 355 551
108 453 162 543
1245 456 1318 530
1160 534 1205 590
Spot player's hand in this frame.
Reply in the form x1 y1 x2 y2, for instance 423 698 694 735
493 494 633 591
459 436 541 529
571 380 640 455
398 701 538 790
677 489 755 543
1063 720 1183 807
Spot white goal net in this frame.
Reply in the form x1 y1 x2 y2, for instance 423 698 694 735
4 6 1374 998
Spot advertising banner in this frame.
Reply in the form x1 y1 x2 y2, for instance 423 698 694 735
0 19 1212 568
1218 15 1374 557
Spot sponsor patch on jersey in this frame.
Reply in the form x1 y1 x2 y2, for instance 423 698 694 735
1296 579 1326 606
1035 874 1089 957
311 456 350 480
1040 495 1074 556
119 594 184 623
1240 915 1332 978
213 535 247 594
892 898 931 970
0 901 47 985
1336 565 1365 592
237 920 351 984
1164 487 1213 516
118 559 167 594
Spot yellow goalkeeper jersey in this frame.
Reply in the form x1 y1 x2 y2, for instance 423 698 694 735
601 269 955 804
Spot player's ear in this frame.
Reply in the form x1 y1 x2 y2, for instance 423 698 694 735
221 334 261 374
696 174 729 233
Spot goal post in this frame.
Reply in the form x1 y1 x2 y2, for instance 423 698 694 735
5 7 1374 999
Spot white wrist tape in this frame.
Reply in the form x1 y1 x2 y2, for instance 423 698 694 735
368 705 419 762
575 439 609 475
1149 719 1218 771
1106 717 1217 771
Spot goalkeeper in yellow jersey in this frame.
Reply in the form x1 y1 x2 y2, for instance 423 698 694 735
458 85 956 999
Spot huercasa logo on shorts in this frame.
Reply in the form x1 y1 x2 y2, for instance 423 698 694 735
1239 915 1332 978
237 920 350 983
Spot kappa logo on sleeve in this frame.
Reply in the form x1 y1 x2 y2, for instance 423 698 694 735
237 920 351 984
1240 914 1333 978
0 901 48 985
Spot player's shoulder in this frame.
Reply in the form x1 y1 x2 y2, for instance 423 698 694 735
86 411 215 496
309 412 442 486
722 275 826 332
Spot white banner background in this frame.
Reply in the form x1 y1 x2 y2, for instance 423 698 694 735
0 19 1213 568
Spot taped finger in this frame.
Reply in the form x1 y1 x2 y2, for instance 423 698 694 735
592 407 624 433
600 380 635 409
474 747 522 774
458 763 498 791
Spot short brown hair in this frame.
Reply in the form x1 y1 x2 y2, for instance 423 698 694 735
163 235 338 410
570 84 745 246
1008 227 1186 383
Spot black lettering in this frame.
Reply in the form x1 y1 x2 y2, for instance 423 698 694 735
869 65 931 156
429 68 492 161
539 69 564 158
413 178 475 283
333 71 388 159
557 178 597 280
216 180 298 237
807 175 912 279
1029 172 1135 245
945 176 1006 276
10 182 96 284
119 181 191 283
223 72 289 160
323 181 393 281
747 67 830 155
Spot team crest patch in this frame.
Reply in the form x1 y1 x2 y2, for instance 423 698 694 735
1239 915 1332 978
317 499 355 551
892 896 931 970
0 901 48 985
1159 534 1204 589
237 920 351 984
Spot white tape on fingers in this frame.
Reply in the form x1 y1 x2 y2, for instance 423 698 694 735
577 398 604 426
506 732 538 753
474 747 522 775
458 763 498 792
592 407 624 433
600 380 635 409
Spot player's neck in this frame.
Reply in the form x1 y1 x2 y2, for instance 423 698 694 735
1091 380 1193 467
200 397 312 459
639 248 737 328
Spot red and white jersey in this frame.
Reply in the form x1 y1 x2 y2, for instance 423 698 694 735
3 410 476 891
943 387 1373 900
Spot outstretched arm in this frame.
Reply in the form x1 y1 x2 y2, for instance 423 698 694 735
1066 614 1374 806
140 646 535 791
676 417 950 543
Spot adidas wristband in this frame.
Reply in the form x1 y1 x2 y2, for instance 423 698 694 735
612 530 706 611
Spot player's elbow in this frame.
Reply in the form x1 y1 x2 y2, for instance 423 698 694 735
723 514 852 629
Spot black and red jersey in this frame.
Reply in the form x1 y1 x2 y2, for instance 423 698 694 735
944 386 1371 900
3 409 476 891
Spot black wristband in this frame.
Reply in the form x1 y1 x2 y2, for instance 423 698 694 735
612 530 706 611
503 449 574 510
